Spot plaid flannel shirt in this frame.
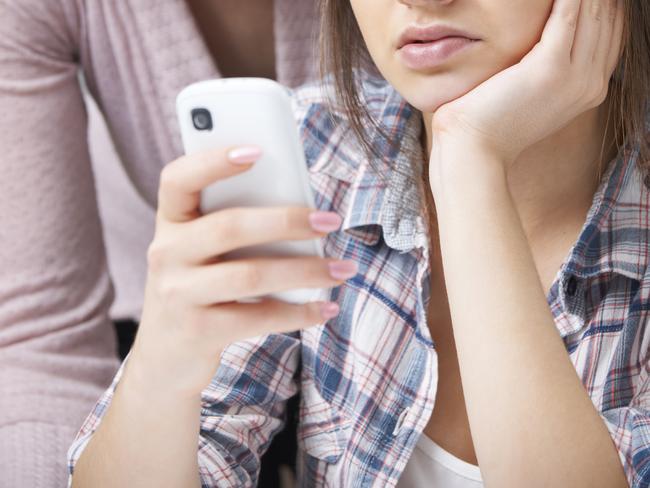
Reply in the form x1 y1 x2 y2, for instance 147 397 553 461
68 75 650 487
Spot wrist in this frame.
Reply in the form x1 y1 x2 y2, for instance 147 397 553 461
428 146 509 204
117 359 203 422
123 341 217 402
430 110 521 169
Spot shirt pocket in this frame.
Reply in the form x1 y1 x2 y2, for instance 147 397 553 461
297 375 353 464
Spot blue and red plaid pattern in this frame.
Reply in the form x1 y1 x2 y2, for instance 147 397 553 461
68 74 650 487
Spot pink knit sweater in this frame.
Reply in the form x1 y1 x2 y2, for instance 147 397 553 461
0 0 319 486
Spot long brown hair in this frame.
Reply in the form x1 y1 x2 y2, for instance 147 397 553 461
318 0 650 258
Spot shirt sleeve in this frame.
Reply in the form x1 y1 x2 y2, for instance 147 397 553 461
0 0 120 484
599 355 650 488
67 332 301 487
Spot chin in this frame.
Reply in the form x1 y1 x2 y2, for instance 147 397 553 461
387 69 484 114
385 62 489 113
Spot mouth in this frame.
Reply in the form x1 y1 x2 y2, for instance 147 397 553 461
396 23 479 50
396 23 480 70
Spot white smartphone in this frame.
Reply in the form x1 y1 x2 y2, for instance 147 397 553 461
176 78 327 305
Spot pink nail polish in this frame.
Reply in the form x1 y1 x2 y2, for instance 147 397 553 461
228 146 262 165
309 211 343 233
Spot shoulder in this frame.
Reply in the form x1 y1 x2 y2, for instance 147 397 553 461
0 0 81 56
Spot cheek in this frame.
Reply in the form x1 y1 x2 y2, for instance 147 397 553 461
350 1 394 66
492 1 553 67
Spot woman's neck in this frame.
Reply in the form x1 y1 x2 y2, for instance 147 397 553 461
422 96 619 247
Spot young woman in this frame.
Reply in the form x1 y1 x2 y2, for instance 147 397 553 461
0 0 319 486
68 0 649 486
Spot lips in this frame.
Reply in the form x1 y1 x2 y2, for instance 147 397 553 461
396 23 479 70
396 24 478 50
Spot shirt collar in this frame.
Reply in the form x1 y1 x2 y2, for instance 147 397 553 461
553 141 650 336
563 143 650 283
305 78 650 284
336 87 428 252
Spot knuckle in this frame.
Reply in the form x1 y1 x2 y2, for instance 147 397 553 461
597 95 608 107
591 0 602 21
158 165 176 190
588 80 607 105
215 207 241 236
431 106 462 132
158 164 186 197
607 0 617 23
279 208 299 234
564 11 578 29
146 242 170 272
277 209 290 233
237 262 263 291
595 86 609 105
297 258 320 283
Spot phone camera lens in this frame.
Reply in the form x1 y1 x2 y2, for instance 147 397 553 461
191 108 213 131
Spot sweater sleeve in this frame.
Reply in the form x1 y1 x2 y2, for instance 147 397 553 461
0 0 121 486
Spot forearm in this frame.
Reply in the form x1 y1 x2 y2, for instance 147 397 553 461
71 350 204 488
430 154 628 487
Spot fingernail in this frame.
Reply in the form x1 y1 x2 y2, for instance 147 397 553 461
320 302 340 319
228 146 262 165
309 211 343 233
328 260 358 280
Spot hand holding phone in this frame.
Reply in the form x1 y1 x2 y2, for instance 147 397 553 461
133 143 358 395
176 77 327 304
121 78 359 395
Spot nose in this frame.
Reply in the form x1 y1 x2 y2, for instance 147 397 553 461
398 0 454 6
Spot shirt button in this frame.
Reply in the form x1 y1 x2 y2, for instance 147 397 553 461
392 407 409 436
565 275 578 297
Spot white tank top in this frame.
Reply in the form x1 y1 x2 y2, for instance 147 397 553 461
397 433 483 487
